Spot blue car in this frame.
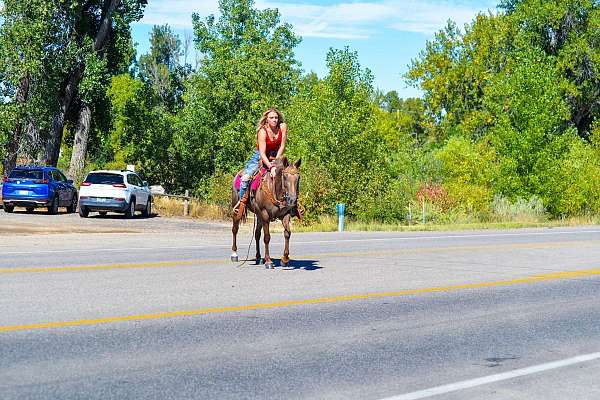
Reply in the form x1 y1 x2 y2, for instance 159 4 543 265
2 165 78 214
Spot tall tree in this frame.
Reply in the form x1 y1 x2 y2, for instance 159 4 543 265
138 24 189 111
285 48 383 215
67 1 142 180
500 0 600 139
173 0 300 192
0 0 63 173
44 0 146 167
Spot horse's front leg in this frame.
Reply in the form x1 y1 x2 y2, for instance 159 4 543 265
254 217 263 264
231 217 240 262
262 220 274 269
281 214 291 267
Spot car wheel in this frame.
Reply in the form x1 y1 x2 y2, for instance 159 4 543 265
67 193 78 213
142 197 152 218
79 205 89 218
4 204 14 213
99 211 108 216
125 198 136 218
47 195 59 215
26 207 34 213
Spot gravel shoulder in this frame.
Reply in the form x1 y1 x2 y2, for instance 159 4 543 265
0 209 234 236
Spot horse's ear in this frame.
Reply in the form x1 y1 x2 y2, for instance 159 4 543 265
282 156 289 167
294 158 301 169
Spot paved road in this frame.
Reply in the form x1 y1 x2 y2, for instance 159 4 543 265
1 213 600 399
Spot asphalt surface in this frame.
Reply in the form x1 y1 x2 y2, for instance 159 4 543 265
1 212 600 399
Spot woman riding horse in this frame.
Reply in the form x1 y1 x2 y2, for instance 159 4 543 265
231 108 303 268
233 108 287 219
231 156 302 269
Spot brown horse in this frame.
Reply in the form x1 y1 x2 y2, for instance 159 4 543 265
231 157 302 269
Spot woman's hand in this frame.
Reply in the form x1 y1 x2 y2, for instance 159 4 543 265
269 165 277 178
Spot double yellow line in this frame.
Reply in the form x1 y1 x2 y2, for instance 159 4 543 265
2 268 600 333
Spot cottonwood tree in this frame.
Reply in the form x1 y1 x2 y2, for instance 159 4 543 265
43 0 146 172
174 0 301 192
0 0 64 173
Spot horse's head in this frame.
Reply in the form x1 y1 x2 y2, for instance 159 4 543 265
280 158 301 208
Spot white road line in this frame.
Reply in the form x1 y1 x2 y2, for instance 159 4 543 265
380 352 600 400
294 229 600 245
3 230 600 255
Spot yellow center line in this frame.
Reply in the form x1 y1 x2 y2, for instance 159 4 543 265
2 240 598 275
2 268 600 333
0 259 224 274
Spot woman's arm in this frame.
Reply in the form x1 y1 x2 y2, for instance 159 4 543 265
275 123 288 159
257 127 274 170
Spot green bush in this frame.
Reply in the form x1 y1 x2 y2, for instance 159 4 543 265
536 134 600 216
491 195 546 222
354 174 413 223
198 171 234 212
434 136 498 213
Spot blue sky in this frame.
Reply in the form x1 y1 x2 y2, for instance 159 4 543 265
131 0 499 98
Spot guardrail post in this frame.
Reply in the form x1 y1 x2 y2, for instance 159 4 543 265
184 190 189 216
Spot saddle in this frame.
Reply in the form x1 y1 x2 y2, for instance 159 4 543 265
233 167 266 193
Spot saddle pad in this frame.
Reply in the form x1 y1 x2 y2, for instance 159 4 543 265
234 168 265 191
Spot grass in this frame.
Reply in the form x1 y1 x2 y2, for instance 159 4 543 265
153 195 228 220
151 196 599 232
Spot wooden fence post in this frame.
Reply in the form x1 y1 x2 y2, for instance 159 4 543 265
184 190 189 216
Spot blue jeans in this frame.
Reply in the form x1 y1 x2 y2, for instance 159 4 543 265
239 150 261 199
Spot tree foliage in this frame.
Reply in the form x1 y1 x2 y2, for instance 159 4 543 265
168 0 301 194
2 0 599 221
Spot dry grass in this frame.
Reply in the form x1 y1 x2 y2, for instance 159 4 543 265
151 196 599 232
288 214 600 233
153 195 228 220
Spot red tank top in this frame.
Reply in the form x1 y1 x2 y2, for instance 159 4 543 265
258 126 282 155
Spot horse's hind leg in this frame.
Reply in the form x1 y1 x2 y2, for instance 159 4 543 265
281 214 291 267
254 216 263 264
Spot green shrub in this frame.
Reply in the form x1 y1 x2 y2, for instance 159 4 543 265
198 171 234 212
354 175 413 223
434 136 498 213
535 134 600 216
491 194 546 222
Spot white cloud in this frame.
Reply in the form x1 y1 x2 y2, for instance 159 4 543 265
259 2 392 39
137 0 219 28
135 0 496 38
386 0 495 34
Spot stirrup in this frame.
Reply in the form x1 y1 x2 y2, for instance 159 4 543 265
233 199 247 219
294 205 305 220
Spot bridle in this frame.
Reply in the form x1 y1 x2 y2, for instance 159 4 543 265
262 165 299 208
281 166 299 206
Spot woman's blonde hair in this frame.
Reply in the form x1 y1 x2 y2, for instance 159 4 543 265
256 108 284 133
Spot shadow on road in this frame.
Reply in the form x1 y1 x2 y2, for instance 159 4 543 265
279 259 322 271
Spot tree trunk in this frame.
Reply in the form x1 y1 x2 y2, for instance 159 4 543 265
3 74 31 175
44 0 121 166
44 66 84 166
68 103 92 181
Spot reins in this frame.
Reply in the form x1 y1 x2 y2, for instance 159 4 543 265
260 171 285 207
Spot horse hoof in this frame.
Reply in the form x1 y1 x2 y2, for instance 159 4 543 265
281 262 288 267
265 262 274 269
256 258 263 265
231 256 239 262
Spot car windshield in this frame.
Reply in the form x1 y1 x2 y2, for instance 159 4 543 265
85 173 124 185
10 169 44 180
